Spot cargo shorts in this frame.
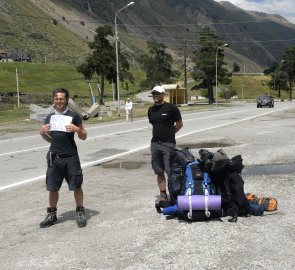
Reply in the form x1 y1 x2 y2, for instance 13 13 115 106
46 153 83 192
150 141 175 175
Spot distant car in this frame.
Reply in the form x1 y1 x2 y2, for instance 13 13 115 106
257 95 274 108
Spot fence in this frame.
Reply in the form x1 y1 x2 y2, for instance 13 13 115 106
0 93 53 111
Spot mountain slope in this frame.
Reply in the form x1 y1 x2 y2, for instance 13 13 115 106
0 0 90 63
1 0 295 71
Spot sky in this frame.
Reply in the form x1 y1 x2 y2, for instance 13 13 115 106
214 0 295 24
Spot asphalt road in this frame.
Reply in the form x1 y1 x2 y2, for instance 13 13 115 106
0 101 295 269
1 101 294 190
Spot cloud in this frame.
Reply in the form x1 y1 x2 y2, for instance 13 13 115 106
214 0 295 23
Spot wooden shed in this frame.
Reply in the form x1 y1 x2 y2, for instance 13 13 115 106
161 84 186 105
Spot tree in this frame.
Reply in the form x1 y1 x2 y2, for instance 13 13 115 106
192 27 231 104
282 47 295 100
140 41 180 89
232 62 240 73
266 61 288 98
77 24 134 105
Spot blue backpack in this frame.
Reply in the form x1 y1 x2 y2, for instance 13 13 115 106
164 160 222 221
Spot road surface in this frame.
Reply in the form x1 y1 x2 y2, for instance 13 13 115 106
0 101 295 269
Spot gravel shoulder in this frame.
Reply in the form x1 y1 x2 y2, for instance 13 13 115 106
0 108 294 269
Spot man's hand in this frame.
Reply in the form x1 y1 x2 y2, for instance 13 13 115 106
65 123 87 140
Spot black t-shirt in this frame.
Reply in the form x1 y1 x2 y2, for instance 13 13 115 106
148 102 182 143
44 110 82 156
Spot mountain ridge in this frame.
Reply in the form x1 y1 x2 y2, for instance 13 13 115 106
1 0 295 71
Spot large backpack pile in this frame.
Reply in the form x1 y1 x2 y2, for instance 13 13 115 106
160 148 222 221
157 148 259 222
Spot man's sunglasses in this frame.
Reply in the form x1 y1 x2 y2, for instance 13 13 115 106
151 92 162 96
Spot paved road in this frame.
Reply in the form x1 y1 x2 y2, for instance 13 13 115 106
0 101 295 269
1 102 294 190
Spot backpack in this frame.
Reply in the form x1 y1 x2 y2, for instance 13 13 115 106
164 159 222 221
167 148 195 204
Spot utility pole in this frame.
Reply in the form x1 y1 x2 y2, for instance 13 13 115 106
184 43 188 104
16 68 20 108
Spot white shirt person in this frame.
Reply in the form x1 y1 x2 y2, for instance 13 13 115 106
125 98 133 122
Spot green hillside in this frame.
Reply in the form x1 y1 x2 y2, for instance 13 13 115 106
0 62 146 101
0 0 90 64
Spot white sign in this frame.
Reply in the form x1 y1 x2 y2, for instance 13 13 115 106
50 115 73 132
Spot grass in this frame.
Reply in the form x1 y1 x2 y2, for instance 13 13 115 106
0 62 146 101
1 62 287 129
0 107 30 123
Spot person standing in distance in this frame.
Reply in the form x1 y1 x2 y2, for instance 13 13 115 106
125 97 133 122
148 85 183 203
39 88 87 228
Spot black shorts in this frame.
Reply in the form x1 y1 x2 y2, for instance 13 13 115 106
150 142 175 175
46 154 83 192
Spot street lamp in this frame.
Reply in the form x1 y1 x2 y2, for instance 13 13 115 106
115 1 134 116
215 43 229 105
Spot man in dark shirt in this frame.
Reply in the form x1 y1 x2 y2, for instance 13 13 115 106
148 85 183 202
39 88 87 228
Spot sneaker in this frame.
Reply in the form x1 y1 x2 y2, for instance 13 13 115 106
40 208 57 228
75 206 87 228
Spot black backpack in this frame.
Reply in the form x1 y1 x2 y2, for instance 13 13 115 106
167 148 195 204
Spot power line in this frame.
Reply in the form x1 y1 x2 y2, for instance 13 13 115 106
123 32 295 44
0 9 288 27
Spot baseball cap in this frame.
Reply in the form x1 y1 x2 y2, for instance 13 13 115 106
151 86 165 94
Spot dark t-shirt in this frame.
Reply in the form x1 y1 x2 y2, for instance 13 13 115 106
148 102 182 143
44 110 82 156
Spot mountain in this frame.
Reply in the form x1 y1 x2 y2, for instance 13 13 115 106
1 0 295 72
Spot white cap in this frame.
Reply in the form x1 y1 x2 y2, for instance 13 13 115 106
151 85 165 94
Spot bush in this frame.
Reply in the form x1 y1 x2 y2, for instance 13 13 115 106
219 87 237 99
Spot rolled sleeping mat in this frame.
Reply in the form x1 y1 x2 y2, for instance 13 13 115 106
177 195 222 211
162 204 178 215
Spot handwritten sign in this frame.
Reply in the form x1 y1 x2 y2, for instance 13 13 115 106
50 115 73 132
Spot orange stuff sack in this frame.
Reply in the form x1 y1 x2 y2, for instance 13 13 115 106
261 197 278 212
246 193 278 212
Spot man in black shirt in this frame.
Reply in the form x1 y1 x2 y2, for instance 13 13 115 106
148 86 183 202
39 88 87 228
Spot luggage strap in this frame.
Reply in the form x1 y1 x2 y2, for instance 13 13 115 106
187 188 193 220
204 173 211 217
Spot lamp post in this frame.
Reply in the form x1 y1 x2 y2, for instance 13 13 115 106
115 1 134 117
215 43 229 105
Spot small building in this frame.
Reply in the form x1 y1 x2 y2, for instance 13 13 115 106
161 83 186 105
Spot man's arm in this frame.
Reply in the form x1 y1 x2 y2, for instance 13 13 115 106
40 124 52 143
175 119 183 133
77 124 87 140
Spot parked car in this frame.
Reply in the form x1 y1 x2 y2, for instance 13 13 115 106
257 95 274 108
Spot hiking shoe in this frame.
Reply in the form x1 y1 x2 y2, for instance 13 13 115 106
159 193 168 202
158 193 171 208
40 208 57 228
75 206 87 228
